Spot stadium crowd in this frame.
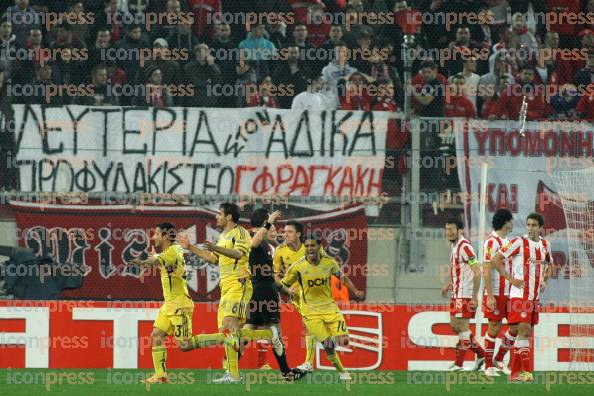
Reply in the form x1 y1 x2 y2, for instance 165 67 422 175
0 0 589 119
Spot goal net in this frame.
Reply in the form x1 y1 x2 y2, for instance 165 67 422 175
551 168 594 371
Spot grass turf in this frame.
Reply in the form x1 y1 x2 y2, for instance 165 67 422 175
0 369 593 395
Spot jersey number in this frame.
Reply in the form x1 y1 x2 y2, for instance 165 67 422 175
174 325 182 337
336 321 347 332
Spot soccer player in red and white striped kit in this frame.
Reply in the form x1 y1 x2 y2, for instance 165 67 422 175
442 219 486 371
491 213 553 382
481 208 521 376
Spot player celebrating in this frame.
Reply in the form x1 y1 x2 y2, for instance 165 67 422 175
482 208 518 376
179 203 280 384
442 218 486 371
491 213 553 382
279 231 364 381
127 223 201 383
273 220 317 372
245 208 306 380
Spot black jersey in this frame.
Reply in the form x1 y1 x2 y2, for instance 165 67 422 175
249 236 274 284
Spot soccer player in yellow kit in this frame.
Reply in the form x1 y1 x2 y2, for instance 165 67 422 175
179 203 279 383
279 232 364 380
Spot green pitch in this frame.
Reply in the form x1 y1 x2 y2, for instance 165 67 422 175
0 369 592 395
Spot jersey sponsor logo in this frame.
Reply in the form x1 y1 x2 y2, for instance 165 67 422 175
307 276 330 287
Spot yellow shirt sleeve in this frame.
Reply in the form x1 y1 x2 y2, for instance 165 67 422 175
281 261 299 287
157 246 177 266
233 227 251 256
273 247 284 275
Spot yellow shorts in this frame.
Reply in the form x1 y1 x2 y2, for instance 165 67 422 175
153 305 193 340
303 311 349 342
218 278 253 328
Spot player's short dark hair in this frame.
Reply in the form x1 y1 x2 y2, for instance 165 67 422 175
285 220 304 240
220 203 240 223
303 229 323 245
446 218 464 230
250 208 269 227
492 208 513 231
527 213 544 227
156 222 176 241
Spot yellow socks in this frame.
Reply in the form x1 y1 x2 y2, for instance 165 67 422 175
239 328 272 341
305 335 316 364
328 353 345 372
225 343 240 379
152 346 167 377
191 333 226 349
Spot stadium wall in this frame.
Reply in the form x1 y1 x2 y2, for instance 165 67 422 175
0 301 591 371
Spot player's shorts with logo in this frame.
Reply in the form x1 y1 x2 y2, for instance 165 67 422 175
508 298 540 325
218 277 253 328
482 294 509 321
303 311 349 342
247 280 280 326
449 298 477 319
154 305 194 340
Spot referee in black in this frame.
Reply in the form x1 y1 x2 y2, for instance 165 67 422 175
245 208 306 381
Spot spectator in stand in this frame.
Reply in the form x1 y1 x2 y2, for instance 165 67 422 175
371 78 399 113
116 24 151 87
94 0 130 44
184 43 221 108
150 0 182 41
136 66 173 107
238 22 276 82
138 38 182 87
167 19 200 60
317 76 338 110
366 45 403 108
444 74 477 118
321 45 357 108
445 27 476 76
341 2 373 49
88 28 112 71
288 0 330 24
292 74 329 111
339 71 372 111
13 27 43 84
210 22 236 107
68 2 90 45
127 0 150 18
247 75 278 108
234 59 257 108
481 74 512 119
187 0 221 44
449 57 480 111
509 13 538 54
51 48 76 90
412 60 445 117
5 0 40 47
575 50 594 88
540 31 573 85
106 59 127 86
550 84 579 120
478 53 514 113
576 90 594 122
321 25 343 53
489 65 546 120
266 18 288 49
272 45 309 108
0 18 15 81
79 64 119 106
50 23 87 84
305 2 330 48
546 0 582 48
22 63 63 105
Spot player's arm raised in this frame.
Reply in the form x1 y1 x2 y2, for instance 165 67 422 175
251 210 281 248
177 234 218 264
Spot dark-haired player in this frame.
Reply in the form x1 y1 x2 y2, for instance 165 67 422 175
280 232 364 380
442 218 485 371
491 213 553 382
178 203 280 383
482 208 516 376
245 208 306 380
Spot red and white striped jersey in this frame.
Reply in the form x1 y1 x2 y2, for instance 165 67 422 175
450 237 479 299
500 235 553 301
483 231 511 296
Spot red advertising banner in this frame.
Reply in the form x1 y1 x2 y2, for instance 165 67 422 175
11 203 368 300
0 301 591 371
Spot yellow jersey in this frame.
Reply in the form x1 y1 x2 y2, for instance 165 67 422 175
156 244 193 314
281 253 342 316
273 242 306 276
215 225 252 282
